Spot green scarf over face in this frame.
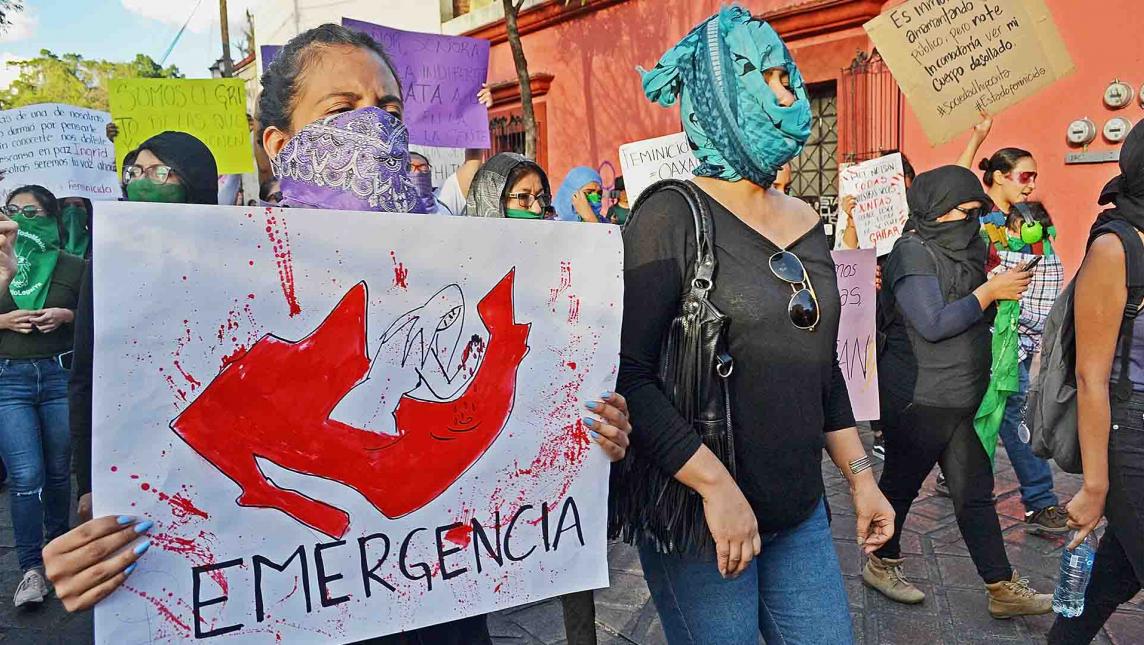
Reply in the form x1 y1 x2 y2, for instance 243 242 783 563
9 213 61 310
60 204 90 257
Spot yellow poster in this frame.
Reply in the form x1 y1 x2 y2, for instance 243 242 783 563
108 78 253 175
865 0 1074 145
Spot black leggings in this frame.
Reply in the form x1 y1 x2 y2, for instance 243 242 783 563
875 392 1013 584
1049 396 1144 644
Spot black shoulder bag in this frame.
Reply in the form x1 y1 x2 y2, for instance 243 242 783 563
608 179 736 554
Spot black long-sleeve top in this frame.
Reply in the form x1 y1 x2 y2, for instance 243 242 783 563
70 261 94 498
617 186 855 534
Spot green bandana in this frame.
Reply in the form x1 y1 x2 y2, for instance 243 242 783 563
61 204 90 257
9 213 61 310
126 179 187 203
506 208 544 220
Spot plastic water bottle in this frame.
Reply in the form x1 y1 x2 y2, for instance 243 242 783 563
1053 532 1098 617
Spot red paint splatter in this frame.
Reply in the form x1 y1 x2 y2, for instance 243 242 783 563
264 209 302 317
151 530 227 593
171 270 530 539
123 585 191 636
547 261 573 311
457 335 487 376
568 296 581 324
220 345 249 369
140 482 150 491
444 523 473 548
110 466 118 472
156 491 210 521
391 251 409 289
566 361 577 370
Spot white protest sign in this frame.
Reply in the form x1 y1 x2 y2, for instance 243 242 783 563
92 203 622 643
840 153 909 257
0 103 117 203
410 145 465 190
832 249 879 421
619 132 698 203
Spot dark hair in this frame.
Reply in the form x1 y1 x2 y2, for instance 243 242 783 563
133 131 219 205
258 23 402 133
7 184 60 219
1011 200 1054 230
501 162 551 213
614 175 625 192
978 147 1033 187
880 149 916 184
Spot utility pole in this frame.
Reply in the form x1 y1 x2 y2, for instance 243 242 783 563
219 0 233 77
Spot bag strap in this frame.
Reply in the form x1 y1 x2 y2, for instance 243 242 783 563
1092 220 1144 400
628 179 719 299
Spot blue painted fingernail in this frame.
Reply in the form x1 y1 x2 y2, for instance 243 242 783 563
133 520 154 534
590 431 600 439
582 416 596 427
134 540 151 556
601 391 613 399
116 515 135 525
124 563 137 576
585 400 599 410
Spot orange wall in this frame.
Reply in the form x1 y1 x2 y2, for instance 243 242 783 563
485 0 867 190
899 0 1144 275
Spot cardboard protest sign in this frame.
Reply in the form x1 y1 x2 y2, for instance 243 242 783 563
91 203 620 643
618 132 699 203
839 153 909 256
865 0 1074 144
343 18 490 149
832 249 880 421
0 103 118 202
108 78 253 175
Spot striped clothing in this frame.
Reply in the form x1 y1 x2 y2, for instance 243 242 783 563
990 250 1065 361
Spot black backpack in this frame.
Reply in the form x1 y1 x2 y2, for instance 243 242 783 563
1026 219 1144 473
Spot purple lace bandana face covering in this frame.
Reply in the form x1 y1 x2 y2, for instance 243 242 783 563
271 107 429 213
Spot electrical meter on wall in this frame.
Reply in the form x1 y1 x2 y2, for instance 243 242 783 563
1104 117 1133 143
1104 81 1134 109
1067 118 1097 146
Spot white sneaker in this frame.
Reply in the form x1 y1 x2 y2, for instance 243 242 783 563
13 568 47 607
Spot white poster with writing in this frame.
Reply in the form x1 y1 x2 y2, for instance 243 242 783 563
832 249 880 421
840 153 909 257
92 203 621 643
619 132 699 203
0 103 117 203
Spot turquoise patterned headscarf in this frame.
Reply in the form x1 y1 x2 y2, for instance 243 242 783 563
640 5 812 187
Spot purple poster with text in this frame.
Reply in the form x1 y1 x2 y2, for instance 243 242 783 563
343 18 491 149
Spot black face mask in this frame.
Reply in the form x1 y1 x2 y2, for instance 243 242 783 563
938 217 982 251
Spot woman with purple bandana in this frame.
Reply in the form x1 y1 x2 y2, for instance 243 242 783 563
42 24 488 645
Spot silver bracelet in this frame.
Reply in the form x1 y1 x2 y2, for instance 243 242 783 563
847 455 872 476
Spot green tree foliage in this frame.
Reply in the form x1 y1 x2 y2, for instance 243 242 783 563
0 50 182 111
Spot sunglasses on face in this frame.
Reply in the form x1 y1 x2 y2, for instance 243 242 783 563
769 250 820 331
506 191 552 210
954 205 988 219
1006 171 1038 185
3 204 45 217
123 164 176 185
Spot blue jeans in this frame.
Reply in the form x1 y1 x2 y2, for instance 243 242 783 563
997 356 1058 513
0 359 72 570
638 498 852 644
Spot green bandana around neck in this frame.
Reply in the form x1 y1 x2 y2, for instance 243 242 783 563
9 213 61 311
60 204 90 257
126 179 187 204
506 208 544 220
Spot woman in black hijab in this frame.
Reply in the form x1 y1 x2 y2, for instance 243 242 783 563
1050 122 1144 643
867 166 1053 617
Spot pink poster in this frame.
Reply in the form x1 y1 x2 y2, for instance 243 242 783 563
832 249 880 421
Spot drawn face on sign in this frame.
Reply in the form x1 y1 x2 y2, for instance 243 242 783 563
170 271 531 539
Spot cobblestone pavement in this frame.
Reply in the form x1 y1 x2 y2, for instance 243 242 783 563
1 427 1141 644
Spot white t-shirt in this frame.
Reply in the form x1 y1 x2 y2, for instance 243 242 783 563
437 174 467 217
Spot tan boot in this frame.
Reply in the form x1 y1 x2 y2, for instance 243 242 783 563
985 571 1053 618
863 554 926 604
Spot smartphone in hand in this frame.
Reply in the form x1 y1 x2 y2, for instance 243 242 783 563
1020 255 1043 272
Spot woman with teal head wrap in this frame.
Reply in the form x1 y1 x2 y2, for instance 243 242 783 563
611 6 894 642
640 4 812 187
